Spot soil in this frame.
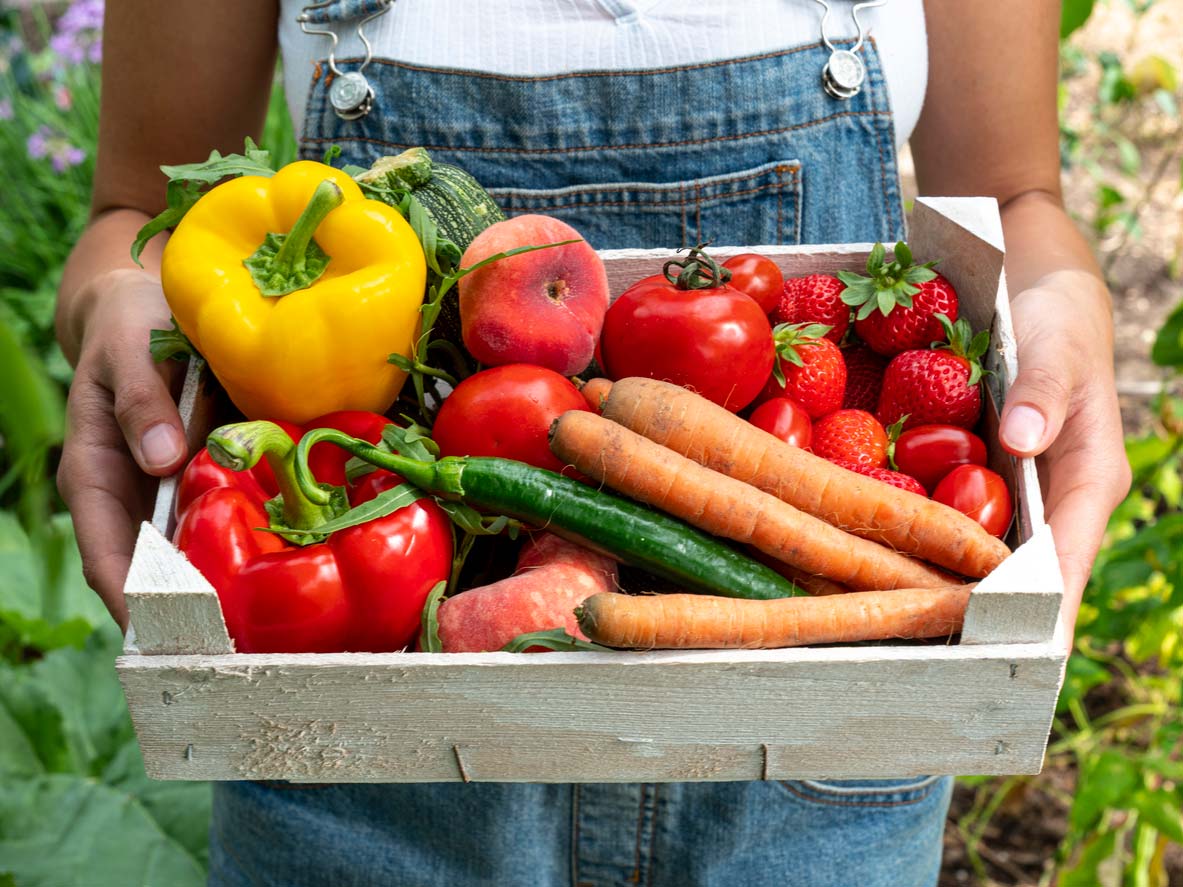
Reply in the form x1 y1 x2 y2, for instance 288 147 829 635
924 3 1183 883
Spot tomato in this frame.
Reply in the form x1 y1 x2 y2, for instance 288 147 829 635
431 364 590 473
893 424 989 493
748 397 812 448
723 252 784 314
599 248 775 412
932 464 1013 538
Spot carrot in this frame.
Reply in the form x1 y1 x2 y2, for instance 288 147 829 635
577 377 613 413
576 585 973 649
549 409 956 591
600 377 1010 578
759 557 851 596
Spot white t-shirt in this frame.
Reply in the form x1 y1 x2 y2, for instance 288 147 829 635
278 0 927 149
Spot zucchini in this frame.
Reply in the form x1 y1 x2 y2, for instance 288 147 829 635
295 430 802 601
355 147 505 346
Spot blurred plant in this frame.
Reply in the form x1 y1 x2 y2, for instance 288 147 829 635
1058 0 1183 276
0 2 296 883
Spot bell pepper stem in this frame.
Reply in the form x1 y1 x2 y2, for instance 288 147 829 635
207 421 338 531
244 179 344 297
273 179 343 276
294 428 464 505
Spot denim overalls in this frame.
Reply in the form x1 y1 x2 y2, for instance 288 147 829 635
208 4 952 885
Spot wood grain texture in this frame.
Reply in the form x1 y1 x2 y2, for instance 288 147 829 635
123 522 234 656
117 642 1064 782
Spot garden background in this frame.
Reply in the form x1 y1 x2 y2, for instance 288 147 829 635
0 2 1180 885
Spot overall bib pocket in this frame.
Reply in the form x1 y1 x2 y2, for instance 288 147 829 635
777 775 948 808
483 160 803 251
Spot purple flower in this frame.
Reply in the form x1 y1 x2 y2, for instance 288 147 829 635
52 146 87 173
26 124 87 171
50 0 104 67
27 126 51 160
0 98 12 121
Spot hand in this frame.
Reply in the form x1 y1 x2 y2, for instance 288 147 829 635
57 269 189 630
1000 270 1132 645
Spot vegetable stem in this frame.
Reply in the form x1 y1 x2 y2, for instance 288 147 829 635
294 428 464 504
274 179 343 275
207 421 337 531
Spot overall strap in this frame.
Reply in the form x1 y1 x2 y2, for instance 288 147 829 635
298 0 392 25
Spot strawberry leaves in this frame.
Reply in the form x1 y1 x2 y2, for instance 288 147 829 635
838 240 939 320
935 313 991 386
770 321 833 385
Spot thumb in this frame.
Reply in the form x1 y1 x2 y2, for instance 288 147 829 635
998 333 1076 459
111 346 188 476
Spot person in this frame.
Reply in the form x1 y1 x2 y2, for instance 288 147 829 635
56 1 1131 885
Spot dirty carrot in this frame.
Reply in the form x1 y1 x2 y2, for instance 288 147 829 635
600 377 1011 579
549 409 956 591
575 585 973 649
577 377 613 413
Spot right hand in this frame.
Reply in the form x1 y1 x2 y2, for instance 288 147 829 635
57 269 189 630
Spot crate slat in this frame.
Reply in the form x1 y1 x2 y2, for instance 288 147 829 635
117 641 1063 782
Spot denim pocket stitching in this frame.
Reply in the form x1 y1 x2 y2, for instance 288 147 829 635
776 776 943 808
490 162 802 211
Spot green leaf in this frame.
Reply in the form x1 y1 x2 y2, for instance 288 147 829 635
418 581 447 653
866 241 887 273
501 628 612 653
892 241 912 267
274 483 424 540
1069 749 1143 834
1132 789 1183 844
132 139 277 264
437 501 518 537
1060 0 1096 38
1059 828 1119 887
0 775 208 887
1055 653 1112 714
148 320 202 364
382 422 439 462
1151 300 1183 369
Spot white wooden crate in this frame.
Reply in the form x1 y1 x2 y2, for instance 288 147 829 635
115 197 1068 782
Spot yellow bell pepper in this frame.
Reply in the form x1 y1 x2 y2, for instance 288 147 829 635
160 160 427 423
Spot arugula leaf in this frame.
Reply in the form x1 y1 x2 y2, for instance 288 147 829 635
501 629 612 653
418 581 447 653
131 139 277 265
148 319 203 364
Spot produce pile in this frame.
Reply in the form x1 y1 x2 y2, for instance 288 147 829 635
140 144 1016 656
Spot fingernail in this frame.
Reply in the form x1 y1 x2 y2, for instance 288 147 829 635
1003 405 1046 453
140 423 183 470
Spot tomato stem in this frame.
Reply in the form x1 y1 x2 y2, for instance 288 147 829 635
661 243 733 291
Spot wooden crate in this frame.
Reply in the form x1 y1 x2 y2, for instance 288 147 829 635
116 197 1067 783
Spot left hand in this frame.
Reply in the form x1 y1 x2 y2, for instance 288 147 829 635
1000 270 1132 646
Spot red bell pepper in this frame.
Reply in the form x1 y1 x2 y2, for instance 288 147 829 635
173 411 453 654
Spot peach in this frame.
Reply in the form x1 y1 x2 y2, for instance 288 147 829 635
457 214 610 376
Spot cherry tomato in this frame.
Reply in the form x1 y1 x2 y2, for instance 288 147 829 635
932 464 1013 538
431 364 590 473
723 252 784 314
893 424 989 493
748 397 812 448
599 249 774 412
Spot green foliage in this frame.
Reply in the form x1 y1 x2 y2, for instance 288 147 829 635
0 6 299 883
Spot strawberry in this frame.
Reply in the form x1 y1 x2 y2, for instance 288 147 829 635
772 274 850 344
838 241 959 357
841 344 888 412
810 409 888 469
834 461 927 497
760 322 846 419
876 315 989 431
